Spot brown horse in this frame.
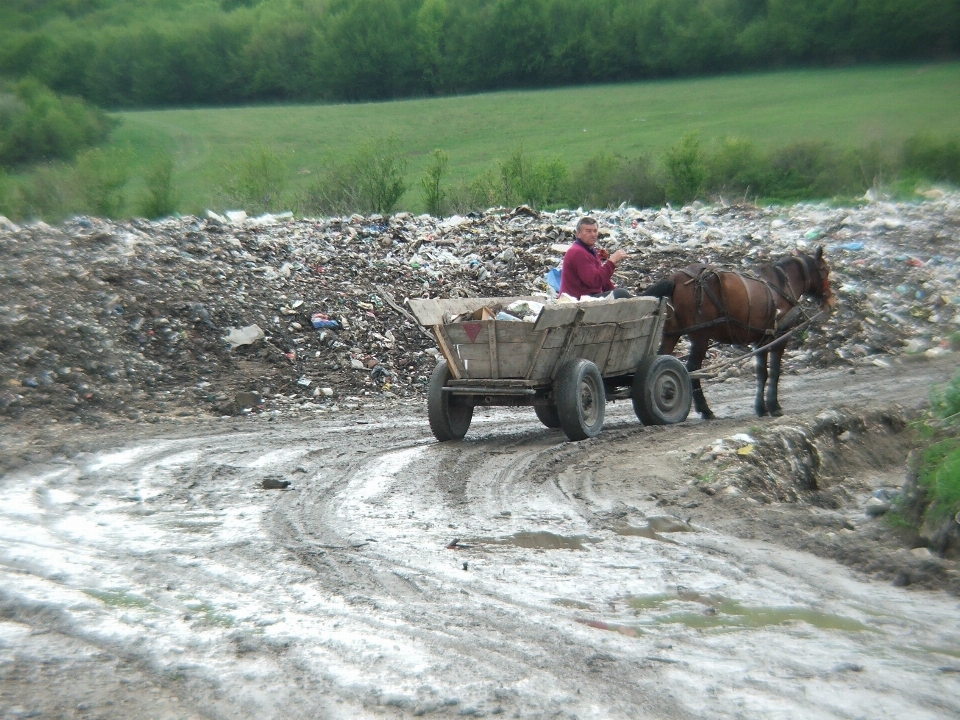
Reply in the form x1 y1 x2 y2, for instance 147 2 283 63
641 247 835 419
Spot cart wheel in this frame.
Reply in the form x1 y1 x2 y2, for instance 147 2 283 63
554 359 605 441
632 355 692 425
534 403 562 428
428 360 473 441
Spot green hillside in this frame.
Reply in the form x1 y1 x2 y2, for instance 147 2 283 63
110 63 960 214
2 0 958 108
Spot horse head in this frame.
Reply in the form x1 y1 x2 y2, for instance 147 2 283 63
795 246 836 310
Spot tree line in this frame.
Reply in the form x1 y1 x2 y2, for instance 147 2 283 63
0 0 958 108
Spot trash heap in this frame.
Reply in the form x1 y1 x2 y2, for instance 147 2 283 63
1 192 958 425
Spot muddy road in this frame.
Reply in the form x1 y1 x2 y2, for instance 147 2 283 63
2 357 960 719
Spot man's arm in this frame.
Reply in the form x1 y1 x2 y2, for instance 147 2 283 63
568 244 616 294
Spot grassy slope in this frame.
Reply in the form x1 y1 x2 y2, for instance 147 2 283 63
113 63 960 213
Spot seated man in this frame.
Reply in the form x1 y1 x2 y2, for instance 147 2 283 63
559 216 631 299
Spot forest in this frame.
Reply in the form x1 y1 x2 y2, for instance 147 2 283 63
1 0 958 108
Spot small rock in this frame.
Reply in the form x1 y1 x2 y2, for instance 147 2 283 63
865 497 891 517
261 478 291 490
234 391 262 409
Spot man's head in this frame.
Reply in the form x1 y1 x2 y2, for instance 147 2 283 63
576 217 598 246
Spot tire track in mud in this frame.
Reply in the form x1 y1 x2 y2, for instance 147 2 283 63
282 418 696 719
2 359 960 719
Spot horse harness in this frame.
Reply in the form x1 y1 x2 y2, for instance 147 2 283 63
665 258 813 340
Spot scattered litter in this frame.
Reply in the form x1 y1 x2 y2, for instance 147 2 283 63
1 194 958 423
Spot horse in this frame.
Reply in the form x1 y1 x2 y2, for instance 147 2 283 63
641 247 835 419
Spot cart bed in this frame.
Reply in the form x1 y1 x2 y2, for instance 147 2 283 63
408 296 666 384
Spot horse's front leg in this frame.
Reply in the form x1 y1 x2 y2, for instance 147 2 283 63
688 337 714 419
765 345 784 417
754 349 769 417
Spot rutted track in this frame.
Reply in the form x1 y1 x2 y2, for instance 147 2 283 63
2 359 960 719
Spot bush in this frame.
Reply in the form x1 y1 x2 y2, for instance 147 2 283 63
302 136 408 216
612 155 665 209
902 134 960 184
139 154 178 219
764 141 844 200
420 149 449 217
0 79 114 168
0 167 13 217
704 137 767 200
74 147 132 218
663 132 705 204
447 168 500 213
900 370 960 549
497 147 567 209
17 165 70 221
567 152 622 209
220 143 288 213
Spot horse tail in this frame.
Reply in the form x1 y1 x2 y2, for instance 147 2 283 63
641 279 675 300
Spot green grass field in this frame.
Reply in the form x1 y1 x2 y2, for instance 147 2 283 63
107 62 960 213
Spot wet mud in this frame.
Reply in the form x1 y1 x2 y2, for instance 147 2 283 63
2 357 960 719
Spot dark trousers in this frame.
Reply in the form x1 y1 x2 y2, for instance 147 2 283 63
586 289 632 299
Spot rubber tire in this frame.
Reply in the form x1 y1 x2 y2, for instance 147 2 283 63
428 360 473 441
554 359 605 441
534 403 562 428
631 355 692 425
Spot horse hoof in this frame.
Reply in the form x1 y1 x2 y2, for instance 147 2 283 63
701 412 716 420
770 408 784 417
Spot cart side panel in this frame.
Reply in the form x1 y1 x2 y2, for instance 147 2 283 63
444 320 549 379
602 316 660 375
567 323 618 370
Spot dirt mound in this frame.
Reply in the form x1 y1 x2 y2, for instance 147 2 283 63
1 195 958 429
688 406 960 593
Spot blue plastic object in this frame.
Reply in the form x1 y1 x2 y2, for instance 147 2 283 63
546 267 562 292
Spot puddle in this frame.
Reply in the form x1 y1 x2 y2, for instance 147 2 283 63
614 526 680 544
623 592 871 632
83 589 153 609
165 519 222 533
614 516 694 544
476 532 598 550
183 600 235 627
576 618 642 637
553 598 592 610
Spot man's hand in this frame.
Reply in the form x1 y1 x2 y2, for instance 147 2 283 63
609 249 628 266
596 247 609 261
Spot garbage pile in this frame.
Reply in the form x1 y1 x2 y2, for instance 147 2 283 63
1 192 958 425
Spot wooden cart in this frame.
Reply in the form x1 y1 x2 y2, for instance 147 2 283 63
408 296 693 442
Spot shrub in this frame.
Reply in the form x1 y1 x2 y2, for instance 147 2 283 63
355 135 408 214
567 152 622 209
220 143 288 213
0 167 13 217
704 137 767 199
663 132 705 204
612 155 666 209
139 154 178 219
0 79 114 168
764 140 843 200
74 147 132 217
447 168 500 213
902 134 960 184
420 148 448 216
497 147 568 209
302 135 408 215
18 165 70 221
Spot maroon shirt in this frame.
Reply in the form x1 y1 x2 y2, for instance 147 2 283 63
559 239 617 299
